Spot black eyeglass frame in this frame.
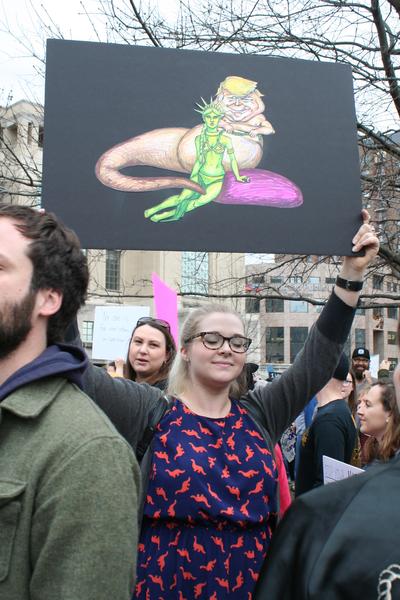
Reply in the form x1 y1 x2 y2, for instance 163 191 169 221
184 331 252 353
136 317 171 332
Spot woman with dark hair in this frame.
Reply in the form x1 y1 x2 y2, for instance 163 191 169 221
123 317 176 390
357 381 400 464
343 369 357 416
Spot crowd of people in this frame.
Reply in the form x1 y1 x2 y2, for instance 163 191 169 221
2 202 400 600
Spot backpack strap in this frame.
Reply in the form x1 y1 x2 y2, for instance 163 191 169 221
136 395 173 464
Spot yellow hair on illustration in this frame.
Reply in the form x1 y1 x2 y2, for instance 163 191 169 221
217 76 263 97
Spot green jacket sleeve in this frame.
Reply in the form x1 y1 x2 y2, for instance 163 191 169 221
30 436 140 600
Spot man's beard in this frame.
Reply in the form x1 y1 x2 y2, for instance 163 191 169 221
0 288 36 360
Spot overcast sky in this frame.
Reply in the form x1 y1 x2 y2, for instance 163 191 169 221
0 0 178 104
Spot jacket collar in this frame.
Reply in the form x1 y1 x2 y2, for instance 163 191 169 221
0 377 67 419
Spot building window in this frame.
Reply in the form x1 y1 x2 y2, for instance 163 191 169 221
38 125 44 148
270 276 283 284
356 307 365 316
81 320 94 347
27 122 33 145
266 327 284 363
387 281 398 293
309 276 320 285
325 277 336 284
355 328 366 348
265 298 284 312
245 275 264 293
387 307 398 320
246 298 260 313
181 252 209 294
288 276 302 285
290 327 308 362
105 250 121 291
289 300 308 313
388 331 398 345
372 275 384 290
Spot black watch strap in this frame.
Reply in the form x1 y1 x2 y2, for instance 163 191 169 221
335 276 363 292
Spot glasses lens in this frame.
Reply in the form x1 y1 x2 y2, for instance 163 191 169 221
230 336 250 353
202 332 223 349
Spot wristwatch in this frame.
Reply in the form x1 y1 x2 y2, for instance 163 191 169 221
335 276 363 292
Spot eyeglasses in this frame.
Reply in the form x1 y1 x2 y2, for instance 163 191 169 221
185 331 252 353
136 317 171 332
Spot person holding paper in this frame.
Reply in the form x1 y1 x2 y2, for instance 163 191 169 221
66 210 378 598
295 353 360 496
254 326 400 600
123 317 176 390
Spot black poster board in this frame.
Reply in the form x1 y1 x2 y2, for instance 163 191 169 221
43 39 362 254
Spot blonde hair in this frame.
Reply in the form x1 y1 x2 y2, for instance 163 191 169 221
217 75 262 97
167 303 246 398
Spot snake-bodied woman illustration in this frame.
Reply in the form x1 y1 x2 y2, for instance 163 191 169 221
144 100 249 222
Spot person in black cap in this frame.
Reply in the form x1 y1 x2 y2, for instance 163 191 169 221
295 353 360 496
352 346 373 389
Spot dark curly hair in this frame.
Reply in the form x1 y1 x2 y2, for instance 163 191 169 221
0 204 88 345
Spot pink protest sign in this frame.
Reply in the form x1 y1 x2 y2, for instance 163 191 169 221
151 273 179 346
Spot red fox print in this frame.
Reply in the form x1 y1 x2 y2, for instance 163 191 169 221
177 548 192 562
255 443 271 455
221 506 234 516
232 417 243 429
175 476 191 494
154 451 170 463
179 566 197 581
193 536 206 554
189 442 207 453
174 443 185 459
190 493 211 508
254 537 264 552
170 574 177 590
225 452 242 464
245 445 254 461
245 429 264 440
167 499 177 517
208 456 216 468
249 568 259 581
170 416 182 427
150 462 157 479
215 577 229 591
165 468 185 478
240 499 250 517
221 465 230 478
245 549 255 559
215 420 226 427
226 485 241 500
146 494 154 505
210 593 218 600
194 582 207 598
227 432 235 449
249 479 264 495
224 553 231 574
262 460 273 477
159 428 171 447
182 404 191 414
209 438 223 449
211 536 225 553
151 535 160 550
200 559 217 572
156 487 168 502
178 592 187 600
238 404 247 414
135 579 146 595
149 575 164 592
145 587 150 600
190 459 206 475
168 531 181 547
157 550 169 571
140 556 151 569
232 571 244 591
262 494 270 504
230 535 244 549
199 423 212 435
152 509 161 518
138 543 145 552
238 469 259 478
207 483 222 501
182 429 201 439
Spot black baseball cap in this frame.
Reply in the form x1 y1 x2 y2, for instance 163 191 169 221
352 347 370 360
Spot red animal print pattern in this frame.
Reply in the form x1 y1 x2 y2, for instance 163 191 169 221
134 399 278 599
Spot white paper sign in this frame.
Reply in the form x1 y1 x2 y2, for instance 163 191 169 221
323 455 364 485
92 305 150 361
370 354 380 379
